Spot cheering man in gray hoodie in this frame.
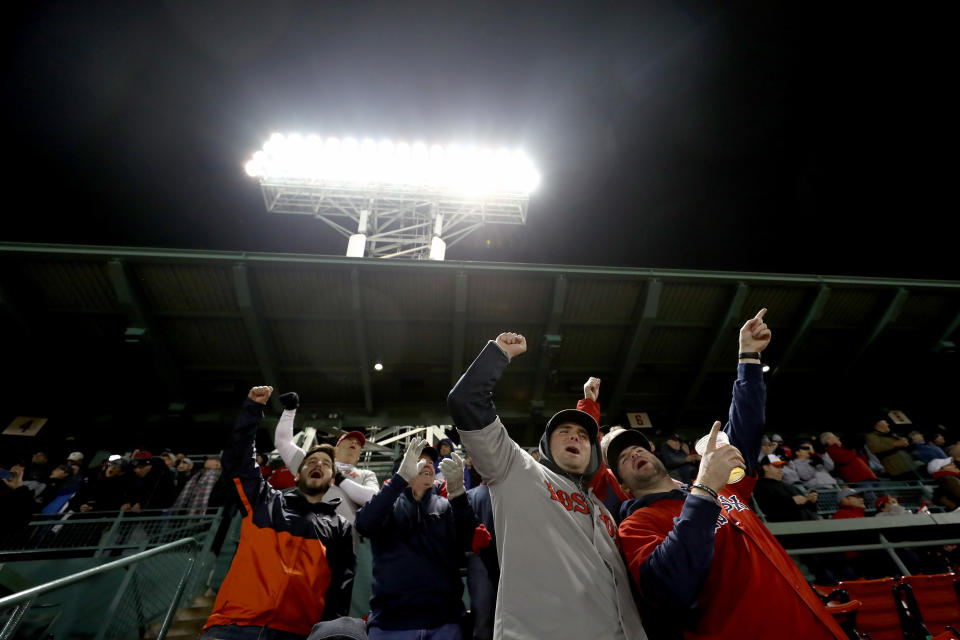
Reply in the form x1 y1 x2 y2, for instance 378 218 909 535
448 333 645 640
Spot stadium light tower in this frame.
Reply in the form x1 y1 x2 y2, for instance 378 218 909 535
245 134 540 260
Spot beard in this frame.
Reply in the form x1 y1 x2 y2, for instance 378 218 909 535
625 455 669 492
297 475 330 497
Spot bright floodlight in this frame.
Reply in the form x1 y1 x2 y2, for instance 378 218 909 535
245 132 539 260
373 362 384 371
245 134 539 195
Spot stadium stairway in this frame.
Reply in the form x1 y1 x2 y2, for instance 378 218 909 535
144 589 216 639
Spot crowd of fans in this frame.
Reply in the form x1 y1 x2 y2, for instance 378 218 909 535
2 308 958 640
0 447 229 537
653 422 960 523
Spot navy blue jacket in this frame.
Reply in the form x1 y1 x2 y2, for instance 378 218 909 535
355 474 475 630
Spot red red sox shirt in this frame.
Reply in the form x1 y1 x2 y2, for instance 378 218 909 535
618 364 847 639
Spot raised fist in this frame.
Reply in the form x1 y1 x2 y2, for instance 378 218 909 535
739 308 771 355
495 332 527 360
248 386 274 405
278 392 299 411
583 377 601 402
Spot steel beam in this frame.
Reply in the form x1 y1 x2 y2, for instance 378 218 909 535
846 287 909 373
350 269 374 414
531 275 568 409
107 260 185 406
606 279 662 422
771 285 831 379
677 282 750 424
232 265 284 413
450 272 469 387
2 242 959 290
932 306 960 352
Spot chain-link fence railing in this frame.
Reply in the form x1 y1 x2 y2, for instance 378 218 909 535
0 509 222 559
0 537 200 640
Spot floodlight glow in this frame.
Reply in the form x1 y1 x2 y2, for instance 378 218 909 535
762 365 771 373
346 234 367 258
245 133 540 195
429 236 447 261
374 362 384 371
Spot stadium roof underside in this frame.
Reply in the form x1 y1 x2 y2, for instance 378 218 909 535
1 242 958 443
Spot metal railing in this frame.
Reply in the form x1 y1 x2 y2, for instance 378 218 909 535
0 508 222 559
0 537 200 640
809 480 937 516
769 511 960 577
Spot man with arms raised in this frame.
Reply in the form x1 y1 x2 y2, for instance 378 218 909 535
448 334 645 640
608 310 847 639
203 386 355 640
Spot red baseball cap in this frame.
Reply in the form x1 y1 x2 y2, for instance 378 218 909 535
336 431 366 448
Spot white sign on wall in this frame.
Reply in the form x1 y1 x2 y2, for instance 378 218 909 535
4 417 48 437
626 412 653 429
887 410 911 425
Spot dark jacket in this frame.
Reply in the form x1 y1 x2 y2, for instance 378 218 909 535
204 398 355 636
753 477 820 522
130 460 178 510
71 472 135 512
355 474 475 631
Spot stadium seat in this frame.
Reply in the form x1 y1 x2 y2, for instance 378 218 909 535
900 573 960 635
812 585 863 639
837 577 906 640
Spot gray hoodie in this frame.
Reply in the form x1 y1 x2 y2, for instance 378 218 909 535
451 341 646 640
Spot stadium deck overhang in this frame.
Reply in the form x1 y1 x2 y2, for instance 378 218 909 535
0 242 957 446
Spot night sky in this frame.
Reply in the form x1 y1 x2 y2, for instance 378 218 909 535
2 2 953 279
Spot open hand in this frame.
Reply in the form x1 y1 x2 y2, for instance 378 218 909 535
398 436 428 482
439 452 465 498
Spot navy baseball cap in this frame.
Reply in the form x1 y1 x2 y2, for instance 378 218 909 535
545 409 599 441
604 429 653 481
420 445 440 463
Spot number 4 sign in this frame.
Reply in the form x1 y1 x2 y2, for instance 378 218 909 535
3 417 48 437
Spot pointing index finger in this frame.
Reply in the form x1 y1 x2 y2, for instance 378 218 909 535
754 308 767 321
706 420 722 452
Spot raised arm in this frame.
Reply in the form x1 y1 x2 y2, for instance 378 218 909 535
338 476 379 506
448 334 525 430
223 386 278 516
726 309 770 478
448 334 528 485
440 453 479 553
274 392 305 471
577 377 602 424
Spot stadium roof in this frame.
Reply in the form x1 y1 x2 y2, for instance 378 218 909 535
1 242 957 444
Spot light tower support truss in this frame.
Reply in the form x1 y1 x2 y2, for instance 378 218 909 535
257 180 530 259
246 134 538 260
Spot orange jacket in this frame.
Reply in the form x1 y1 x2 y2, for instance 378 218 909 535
204 399 354 636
